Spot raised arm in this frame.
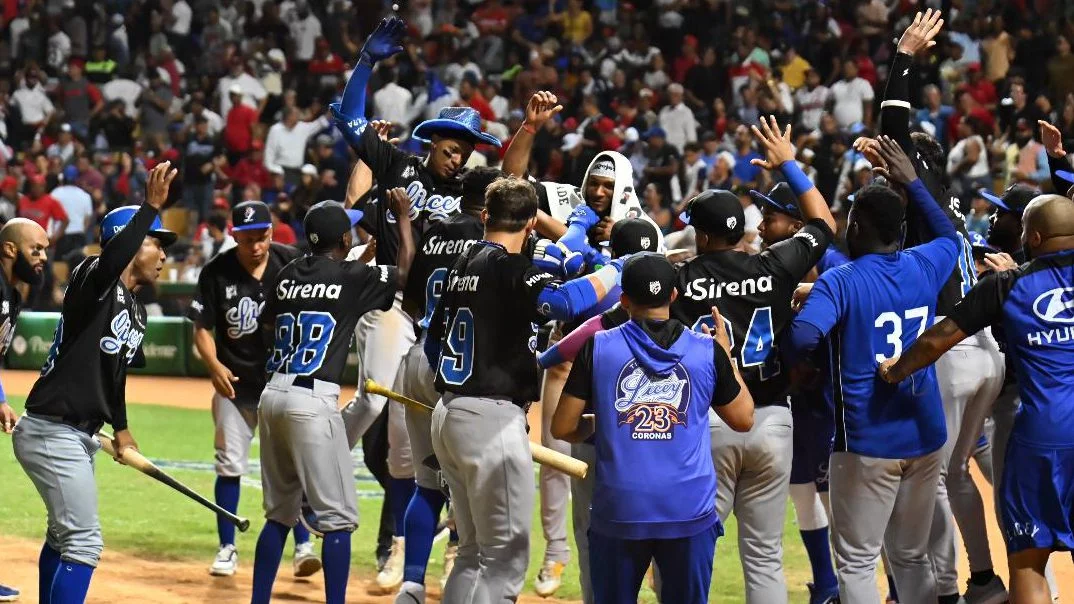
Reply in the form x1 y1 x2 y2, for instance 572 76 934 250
750 115 836 233
880 10 944 152
388 187 414 290
1040 119 1074 193
502 91 563 178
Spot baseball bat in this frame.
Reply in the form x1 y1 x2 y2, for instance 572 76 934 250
97 432 251 532
364 379 589 479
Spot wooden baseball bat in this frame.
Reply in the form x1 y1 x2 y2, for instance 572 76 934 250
364 379 589 479
97 432 251 532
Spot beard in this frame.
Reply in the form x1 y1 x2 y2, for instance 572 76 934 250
14 251 41 285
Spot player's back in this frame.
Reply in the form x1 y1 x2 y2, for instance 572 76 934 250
431 242 555 403
403 212 483 328
265 255 397 384
996 250 1074 447
672 223 830 405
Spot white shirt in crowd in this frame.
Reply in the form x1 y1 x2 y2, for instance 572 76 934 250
795 85 831 131
743 202 763 254
658 102 698 153
183 110 225 137
101 78 143 118
12 84 55 125
263 115 330 171
170 0 193 35
50 185 94 235
289 15 322 62
47 30 72 71
830 77 874 129
217 73 267 117
373 83 414 128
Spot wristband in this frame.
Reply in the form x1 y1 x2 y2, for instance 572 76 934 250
521 122 537 134
780 160 813 197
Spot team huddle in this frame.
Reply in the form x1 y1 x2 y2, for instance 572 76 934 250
7 9 1074 604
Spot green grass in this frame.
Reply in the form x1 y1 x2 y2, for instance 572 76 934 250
1 398 813 602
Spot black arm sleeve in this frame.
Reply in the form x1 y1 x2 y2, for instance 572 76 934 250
879 51 915 153
1049 153 1073 193
763 220 834 282
87 205 160 300
710 341 742 408
949 270 1016 336
562 339 595 403
355 126 403 182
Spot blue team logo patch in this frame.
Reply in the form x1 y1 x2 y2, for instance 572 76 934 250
225 296 264 338
1033 287 1074 324
99 309 145 362
614 359 691 440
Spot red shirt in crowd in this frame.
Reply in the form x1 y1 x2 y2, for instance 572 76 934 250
462 92 497 123
309 53 345 76
224 103 259 153
19 194 68 230
964 79 997 107
228 157 273 190
272 221 297 245
472 3 509 34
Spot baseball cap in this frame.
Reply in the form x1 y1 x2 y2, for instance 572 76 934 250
303 200 363 248
968 230 998 254
749 182 801 220
979 183 1039 216
232 200 272 232
301 163 318 176
679 190 745 237
610 218 661 257
228 84 243 96
620 253 676 308
100 205 178 247
642 126 667 140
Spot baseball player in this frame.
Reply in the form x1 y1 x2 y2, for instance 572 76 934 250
551 253 754 604
13 162 178 604
187 200 319 577
879 194 1074 604
423 176 626 603
250 192 413 604
390 166 496 603
754 182 842 604
785 137 959 604
0 217 51 603
877 13 1007 603
669 116 835 604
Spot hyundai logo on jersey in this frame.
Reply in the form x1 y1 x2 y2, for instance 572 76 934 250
1033 287 1074 324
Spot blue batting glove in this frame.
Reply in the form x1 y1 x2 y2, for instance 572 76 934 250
532 239 567 277
360 17 406 65
609 254 632 272
566 204 601 230
330 102 367 150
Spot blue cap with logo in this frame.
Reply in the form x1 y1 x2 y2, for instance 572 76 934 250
231 200 273 232
100 205 177 247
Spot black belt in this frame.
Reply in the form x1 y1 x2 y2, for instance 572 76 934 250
30 413 102 436
293 375 315 389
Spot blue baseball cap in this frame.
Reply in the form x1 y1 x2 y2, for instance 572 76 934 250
412 107 502 148
749 182 802 220
100 205 177 247
978 184 1039 216
231 200 272 232
642 126 667 140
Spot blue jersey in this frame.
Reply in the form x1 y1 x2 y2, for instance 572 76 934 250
793 237 959 459
816 245 850 275
562 319 740 540
949 249 1074 448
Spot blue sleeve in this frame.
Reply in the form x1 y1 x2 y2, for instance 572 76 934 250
339 62 372 118
784 321 824 364
906 237 960 295
559 222 589 252
536 278 599 322
1031 148 1050 184
905 178 957 243
795 273 843 338
0 373 6 402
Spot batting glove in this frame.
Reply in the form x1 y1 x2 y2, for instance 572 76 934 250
360 17 406 66
533 239 581 278
329 103 367 150
566 204 601 230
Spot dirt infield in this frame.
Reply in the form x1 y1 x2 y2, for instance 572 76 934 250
3 370 1072 602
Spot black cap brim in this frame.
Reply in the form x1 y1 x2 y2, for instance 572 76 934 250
150 229 177 247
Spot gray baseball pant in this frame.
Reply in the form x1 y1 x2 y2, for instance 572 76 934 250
13 414 104 568
431 394 533 604
830 449 942 604
399 338 441 490
710 404 793 604
570 442 596 604
539 359 572 565
340 294 416 450
258 373 358 531
211 394 258 477
932 333 1005 586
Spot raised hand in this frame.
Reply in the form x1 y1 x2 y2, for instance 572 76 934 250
870 136 917 185
700 305 732 354
1040 120 1066 158
360 17 406 64
145 161 178 210
525 91 564 129
750 115 795 170
370 120 400 144
388 187 411 223
897 9 944 56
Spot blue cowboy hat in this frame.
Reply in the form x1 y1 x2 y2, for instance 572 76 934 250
412 107 502 148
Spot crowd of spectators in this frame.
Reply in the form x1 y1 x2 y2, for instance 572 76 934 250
3 0 1074 311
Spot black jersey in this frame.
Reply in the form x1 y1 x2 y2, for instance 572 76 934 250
354 126 464 266
25 205 160 432
0 271 22 356
427 242 558 403
881 51 977 317
402 212 483 328
671 220 832 407
262 255 397 384
188 242 301 405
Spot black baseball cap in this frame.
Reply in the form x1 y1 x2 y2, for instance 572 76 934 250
678 189 745 237
610 218 661 257
979 184 1039 216
231 200 272 232
303 200 364 248
749 182 801 220
620 253 677 308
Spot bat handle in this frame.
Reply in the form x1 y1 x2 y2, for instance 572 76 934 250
365 379 388 397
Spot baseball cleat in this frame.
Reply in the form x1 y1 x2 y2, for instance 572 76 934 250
394 580 426 604
0 583 19 602
292 541 322 578
962 576 1008 604
534 560 565 597
210 544 238 576
440 541 458 590
376 536 405 591
808 582 840 604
